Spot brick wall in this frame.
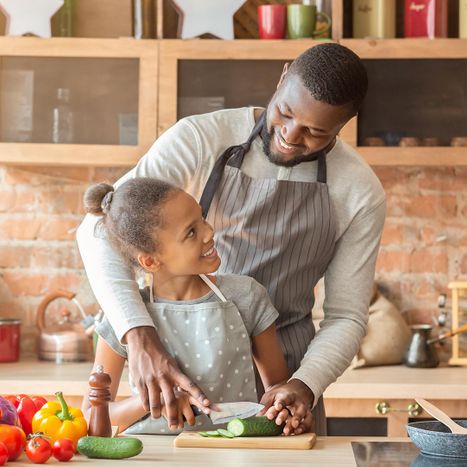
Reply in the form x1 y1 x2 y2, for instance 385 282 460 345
374 167 467 327
0 165 466 357
0 165 127 356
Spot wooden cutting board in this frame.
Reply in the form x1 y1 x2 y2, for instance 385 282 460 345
174 432 316 449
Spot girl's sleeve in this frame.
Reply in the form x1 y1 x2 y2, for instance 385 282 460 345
95 315 129 359
227 276 279 336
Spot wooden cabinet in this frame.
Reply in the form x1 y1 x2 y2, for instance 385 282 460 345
0 0 466 166
324 365 467 437
158 38 467 166
0 37 157 166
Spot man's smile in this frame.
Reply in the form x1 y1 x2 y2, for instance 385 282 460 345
274 130 305 157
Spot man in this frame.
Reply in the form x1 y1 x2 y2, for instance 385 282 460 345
77 43 385 435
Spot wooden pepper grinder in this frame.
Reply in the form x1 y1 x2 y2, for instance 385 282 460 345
88 365 112 437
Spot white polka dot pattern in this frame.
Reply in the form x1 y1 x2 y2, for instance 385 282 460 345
122 291 258 435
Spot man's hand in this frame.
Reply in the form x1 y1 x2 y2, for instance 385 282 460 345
259 379 314 435
125 326 210 430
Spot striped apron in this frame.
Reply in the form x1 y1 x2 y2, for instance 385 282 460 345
199 112 337 435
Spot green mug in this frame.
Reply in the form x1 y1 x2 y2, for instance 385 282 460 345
287 4 331 39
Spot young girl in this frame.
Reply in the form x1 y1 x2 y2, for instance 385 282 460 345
81 177 290 435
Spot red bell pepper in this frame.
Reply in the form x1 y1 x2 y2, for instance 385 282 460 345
4 395 47 436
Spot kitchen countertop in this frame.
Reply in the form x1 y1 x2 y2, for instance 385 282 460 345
323 363 467 400
11 435 412 466
1 359 466 400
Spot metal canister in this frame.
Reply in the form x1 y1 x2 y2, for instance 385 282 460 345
353 0 396 39
0 319 21 362
461 0 467 38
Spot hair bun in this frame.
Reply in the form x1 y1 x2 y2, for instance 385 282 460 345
83 182 114 215
101 191 114 214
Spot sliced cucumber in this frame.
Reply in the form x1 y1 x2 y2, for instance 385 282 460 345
199 430 221 437
227 416 284 437
217 428 235 438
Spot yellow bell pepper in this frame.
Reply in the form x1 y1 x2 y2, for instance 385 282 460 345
32 392 87 448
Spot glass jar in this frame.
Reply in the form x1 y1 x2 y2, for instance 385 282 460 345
57 0 74 37
52 88 74 144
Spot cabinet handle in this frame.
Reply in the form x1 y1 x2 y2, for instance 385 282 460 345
375 401 422 417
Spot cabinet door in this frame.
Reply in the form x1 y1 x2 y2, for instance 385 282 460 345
0 37 157 166
340 39 467 166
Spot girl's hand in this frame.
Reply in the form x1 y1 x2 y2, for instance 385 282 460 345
161 391 202 430
259 379 314 436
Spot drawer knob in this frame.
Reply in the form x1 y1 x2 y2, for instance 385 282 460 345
375 401 422 418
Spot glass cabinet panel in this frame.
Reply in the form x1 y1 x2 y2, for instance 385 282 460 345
359 59 467 147
177 60 286 120
0 57 139 145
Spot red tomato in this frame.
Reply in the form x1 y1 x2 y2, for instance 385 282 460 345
52 438 74 462
25 435 52 464
0 424 26 460
0 441 8 466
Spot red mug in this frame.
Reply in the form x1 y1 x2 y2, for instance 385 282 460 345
257 5 287 39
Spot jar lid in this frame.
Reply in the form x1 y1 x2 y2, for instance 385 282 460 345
0 318 21 325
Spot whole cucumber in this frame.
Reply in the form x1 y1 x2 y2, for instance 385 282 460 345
227 416 284 437
77 436 143 459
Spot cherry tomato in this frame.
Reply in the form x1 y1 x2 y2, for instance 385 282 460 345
52 438 74 462
0 424 26 460
0 441 8 466
25 435 52 464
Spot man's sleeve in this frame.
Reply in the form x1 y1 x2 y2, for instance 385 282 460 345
76 119 201 342
291 198 386 408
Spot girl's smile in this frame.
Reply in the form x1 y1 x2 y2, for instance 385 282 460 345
201 245 217 259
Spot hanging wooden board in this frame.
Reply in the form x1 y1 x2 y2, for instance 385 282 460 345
174 432 316 450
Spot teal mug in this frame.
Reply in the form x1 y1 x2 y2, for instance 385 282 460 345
287 4 331 39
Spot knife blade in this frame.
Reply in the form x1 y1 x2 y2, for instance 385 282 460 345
191 401 264 425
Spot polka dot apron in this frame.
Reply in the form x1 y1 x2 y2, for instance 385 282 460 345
122 274 258 435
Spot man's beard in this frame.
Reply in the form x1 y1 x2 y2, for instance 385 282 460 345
260 114 324 168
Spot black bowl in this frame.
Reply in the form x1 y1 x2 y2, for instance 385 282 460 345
407 420 467 459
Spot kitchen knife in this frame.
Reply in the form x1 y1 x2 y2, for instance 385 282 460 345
191 401 264 425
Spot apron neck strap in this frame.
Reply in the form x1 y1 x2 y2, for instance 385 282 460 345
227 111 266 169
199 274 227 302
199 110 265 218
317 151 327 183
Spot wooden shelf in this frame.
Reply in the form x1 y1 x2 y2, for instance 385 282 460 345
341 38 467 59
360 147 467 167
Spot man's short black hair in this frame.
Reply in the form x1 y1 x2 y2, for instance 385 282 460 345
289 43 368 114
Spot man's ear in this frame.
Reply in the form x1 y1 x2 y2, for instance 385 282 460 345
137 254 160 272
277 62 290 89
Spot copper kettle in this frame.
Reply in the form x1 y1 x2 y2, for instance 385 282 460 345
36 289 93 363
